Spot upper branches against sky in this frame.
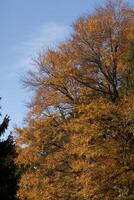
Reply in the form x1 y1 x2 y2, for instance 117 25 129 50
15 1 134 199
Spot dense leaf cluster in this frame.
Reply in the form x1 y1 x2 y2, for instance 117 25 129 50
15 1 134 199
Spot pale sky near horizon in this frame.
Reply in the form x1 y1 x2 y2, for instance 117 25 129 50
0 0 133 136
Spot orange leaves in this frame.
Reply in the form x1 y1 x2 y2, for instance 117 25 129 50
15 1 134 199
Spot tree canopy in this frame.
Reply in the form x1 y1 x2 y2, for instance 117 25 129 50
15 1 134 199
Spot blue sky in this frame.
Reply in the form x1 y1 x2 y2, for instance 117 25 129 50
0 0 133 135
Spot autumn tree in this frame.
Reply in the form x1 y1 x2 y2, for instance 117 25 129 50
16 1 134 199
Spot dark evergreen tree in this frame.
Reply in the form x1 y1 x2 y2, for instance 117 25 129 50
0 109 18 199
0 115 10 136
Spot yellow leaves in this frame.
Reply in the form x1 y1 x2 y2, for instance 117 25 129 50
119 96 134 116
15 143 41 166
17 172 40 200
127 26 134 41
71 160 85 173
44 151 65 170
15 1 134 199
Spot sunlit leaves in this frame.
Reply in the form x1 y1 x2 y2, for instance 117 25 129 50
15 1 134 199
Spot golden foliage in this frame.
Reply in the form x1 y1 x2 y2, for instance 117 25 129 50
15 1 134 199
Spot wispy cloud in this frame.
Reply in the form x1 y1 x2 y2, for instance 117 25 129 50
9 22 71 78
23 22 70 53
